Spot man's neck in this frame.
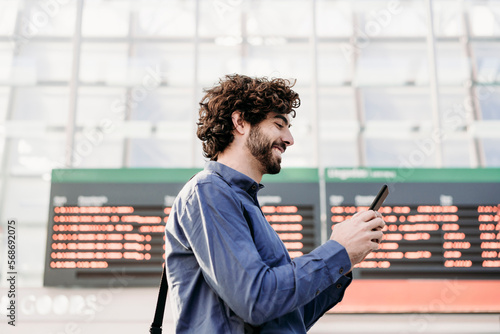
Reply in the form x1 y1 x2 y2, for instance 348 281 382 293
217 151 264 184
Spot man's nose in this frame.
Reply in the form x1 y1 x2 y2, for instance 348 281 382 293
283 128 294 147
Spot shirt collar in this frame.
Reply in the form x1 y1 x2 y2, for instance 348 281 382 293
205 161 264 197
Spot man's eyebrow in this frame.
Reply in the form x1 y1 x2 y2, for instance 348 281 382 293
274 114 291 127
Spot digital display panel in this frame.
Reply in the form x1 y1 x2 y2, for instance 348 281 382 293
44 168 320 287
325 168 500 280
44 169 194 287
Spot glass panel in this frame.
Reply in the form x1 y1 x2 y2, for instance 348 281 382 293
130 87 194 123
365 137 437 167
79 43 128 84
317 44 353 86
468 1 500 37
134 43 194 87
82 0 130 37
357 43 428 86
77 87 126 125
477 86 500 120
0 43 14 83
436 43 469 85
129 138 193 167
320 138 359 167
0 137 5 163
482 139 500 166
21 0 76 37
198 0 242 37
283 91 314 167
442 137 473 167
362 87 432 122
318 87 357 121
246 43 312 85
16 42 73 82
282 141 314 167
134 0 196 37
0 0 17 35
1 176 51 224
433 0 463 37
0 87 9 120
9 56 36 85
72 134 124 168
11 87 69 124
198 44 241 87
247 0 312 37
8 138 65 175
354 0 424 37
193 141 206 168
471 42 500 84
439 87 473 131
316 0 352 37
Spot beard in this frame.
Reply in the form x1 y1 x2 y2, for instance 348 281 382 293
246 124 285 175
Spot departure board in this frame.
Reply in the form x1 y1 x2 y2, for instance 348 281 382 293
325 168 500 279
44 169 196 287
44 168 320 287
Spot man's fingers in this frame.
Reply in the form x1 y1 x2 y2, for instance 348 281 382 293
366 217 386 230
352 210 384 225
369 220 384 245
351 210 367 219
370 230 384 242
370 240 381 250
355 210 378 221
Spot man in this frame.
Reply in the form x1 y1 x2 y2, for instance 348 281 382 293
165 74 385 333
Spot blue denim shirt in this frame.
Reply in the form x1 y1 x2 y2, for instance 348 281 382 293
165 161 352 333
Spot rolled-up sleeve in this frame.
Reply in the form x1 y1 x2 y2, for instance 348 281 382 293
178 179 352 326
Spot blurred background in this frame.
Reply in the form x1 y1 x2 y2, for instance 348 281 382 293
0 0 499 333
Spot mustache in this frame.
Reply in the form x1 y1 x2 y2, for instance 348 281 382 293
272 141 286 153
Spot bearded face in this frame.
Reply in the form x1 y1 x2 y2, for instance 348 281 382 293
246 123 286 175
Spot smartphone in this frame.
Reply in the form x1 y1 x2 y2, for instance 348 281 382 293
369 184 389 211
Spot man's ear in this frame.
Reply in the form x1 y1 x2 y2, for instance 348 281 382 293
231 111 247 135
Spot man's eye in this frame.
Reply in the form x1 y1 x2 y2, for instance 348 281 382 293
275 122 284 129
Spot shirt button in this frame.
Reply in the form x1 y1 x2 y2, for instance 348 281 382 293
339 268 344 274
336 283 342 289
251 185 257 190
315 290 320 295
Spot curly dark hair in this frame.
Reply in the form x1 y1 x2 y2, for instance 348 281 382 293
197 74 300 160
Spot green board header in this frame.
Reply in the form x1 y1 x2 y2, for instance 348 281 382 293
51 168 203 183
51 167 500 184
51 167 320 184
324 168 500 183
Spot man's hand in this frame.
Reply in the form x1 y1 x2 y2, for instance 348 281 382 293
329 210 385 269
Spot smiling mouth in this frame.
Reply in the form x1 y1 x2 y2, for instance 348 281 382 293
272 143 286 155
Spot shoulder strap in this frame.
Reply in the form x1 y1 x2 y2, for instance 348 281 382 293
150 265 168 334
150 172 200 333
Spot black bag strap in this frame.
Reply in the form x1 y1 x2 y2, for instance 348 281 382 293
150 265 168 334
150 173 200 334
